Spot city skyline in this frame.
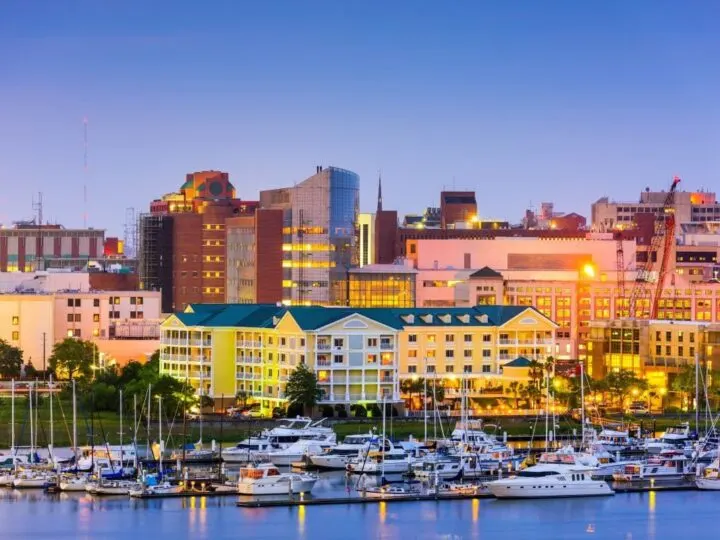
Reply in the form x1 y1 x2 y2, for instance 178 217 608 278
3 1 720 236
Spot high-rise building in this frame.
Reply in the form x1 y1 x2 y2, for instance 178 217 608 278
358 213 375 267
139 171 258 312
440 191 477 228
260 166 360 306
226 209 284 304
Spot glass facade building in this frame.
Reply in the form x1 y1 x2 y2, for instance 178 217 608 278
260 166 360 306
348 268 416 308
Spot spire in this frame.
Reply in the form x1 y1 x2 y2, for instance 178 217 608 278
376 172 383 212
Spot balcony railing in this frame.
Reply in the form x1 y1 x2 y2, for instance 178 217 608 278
380 342 393 350
380 376 394 383
317 343 331 351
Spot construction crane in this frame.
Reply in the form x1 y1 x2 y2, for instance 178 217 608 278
627 176 681 319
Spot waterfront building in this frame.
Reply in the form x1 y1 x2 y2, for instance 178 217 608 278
259 166 360 306
159 304 556 413
0 288 161 368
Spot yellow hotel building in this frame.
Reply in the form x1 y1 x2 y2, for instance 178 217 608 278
160 304 557 412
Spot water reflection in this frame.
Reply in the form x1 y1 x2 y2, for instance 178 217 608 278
472 498 479 523
378 500 387 524
297 504 306 537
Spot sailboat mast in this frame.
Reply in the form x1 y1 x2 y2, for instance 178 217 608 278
146 385 152 459
72 379 77 465
423 357 428 443
119 389 123 466
49 375 54 457
133 393 138 469
158 396 163 475
10 379 14 455
381 396 386 481
695 353 700 435
29 381 34 461
580 362 585 447
544 370 549 450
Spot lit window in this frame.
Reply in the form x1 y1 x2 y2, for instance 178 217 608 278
11 316 19 325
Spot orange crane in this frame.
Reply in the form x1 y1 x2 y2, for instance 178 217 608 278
627 176 681 319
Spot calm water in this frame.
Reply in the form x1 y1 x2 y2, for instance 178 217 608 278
0 478 715 539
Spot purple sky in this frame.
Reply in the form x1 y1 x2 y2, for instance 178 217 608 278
2 1 720 236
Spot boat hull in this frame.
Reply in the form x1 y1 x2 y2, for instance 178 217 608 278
696 478 720 490
488 480 614 499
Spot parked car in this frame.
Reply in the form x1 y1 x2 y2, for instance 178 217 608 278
626 402 650 416
242 409 264 419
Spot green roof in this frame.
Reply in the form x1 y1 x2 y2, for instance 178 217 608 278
170 305 554 330
504 356 532 368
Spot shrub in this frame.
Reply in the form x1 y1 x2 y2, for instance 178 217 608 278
351 404 367 418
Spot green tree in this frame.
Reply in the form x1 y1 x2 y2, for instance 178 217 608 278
400 378 424 411
0 339 23 379
23 361 38 380
604 369 647 408
671 365 700 410
284 363 322 416
48 338 96 380
235 390 249 409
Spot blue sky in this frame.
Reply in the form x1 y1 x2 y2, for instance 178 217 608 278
1 1 720 235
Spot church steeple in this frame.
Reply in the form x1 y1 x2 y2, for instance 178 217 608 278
376 172 383 212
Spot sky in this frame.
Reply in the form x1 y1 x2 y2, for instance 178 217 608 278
2 0 720 236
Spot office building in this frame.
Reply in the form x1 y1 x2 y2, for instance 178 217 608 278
260 166 360 306
348 263 416 308
358 213 375 267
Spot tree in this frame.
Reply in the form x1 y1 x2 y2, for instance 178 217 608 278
48 338 96 380
199 395 215 410
284 363 322 416
604 369 647 408
0 339 23 379
506 381 523 409
235 390 249 409
23 361 38 380
671 365 700 410
400 378 424 411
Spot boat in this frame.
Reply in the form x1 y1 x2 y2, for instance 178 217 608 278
347 439 412 475
12 470 55 489
237 463 317 495
426 482 488 496
266 438 337 466
696 458 720 490
309 433 374 470
612 450 692 482
592 428 640 453
449 420 497 448
414 455 463 481
261 417 335 450
129 481 184 498
88 480 138 496
488 464 613 499
58 475 89 492
209 481 238 493
645 423 693 455
361 484 420 499
222 438 274 464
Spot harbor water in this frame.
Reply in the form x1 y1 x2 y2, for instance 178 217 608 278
0 471 716 539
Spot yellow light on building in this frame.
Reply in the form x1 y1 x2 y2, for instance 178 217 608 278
582 263 596 278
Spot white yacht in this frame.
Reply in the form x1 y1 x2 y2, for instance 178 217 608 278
414 455 463 481
450 420 497 448
613 451 692 482
362 484 420 499
76 445 137 472
488 466 614 499
310 433 374 470
592 428 638 453
262 417 335 450
266 438 337 466
645 423 693 455
87 479 138 495
129 481 184 497
222 438 274 464
347 440 411 475
237 463 317 495
12 469 54 489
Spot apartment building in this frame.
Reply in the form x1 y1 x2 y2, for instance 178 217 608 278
159 304 556 413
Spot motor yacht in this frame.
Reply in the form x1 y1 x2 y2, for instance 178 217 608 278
591 428 640 453
261 417 335 450
347 439 411 475
488 466 614 499
449 420 497 448
266 437 336 466
309 433 374 470
414 455 463 481
645 423 693 455
612 450 692 482
237 463 317 495
222 438 274 464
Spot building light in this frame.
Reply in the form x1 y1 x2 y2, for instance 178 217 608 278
582 263 596 278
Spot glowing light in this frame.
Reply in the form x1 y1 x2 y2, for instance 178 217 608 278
472 498 480 523
379 501 387 524
659 388 667 396
648 490 656 513
582 263 596 278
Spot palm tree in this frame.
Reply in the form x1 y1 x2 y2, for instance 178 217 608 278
506 381 523 409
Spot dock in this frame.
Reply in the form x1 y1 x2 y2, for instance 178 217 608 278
237 493 487 508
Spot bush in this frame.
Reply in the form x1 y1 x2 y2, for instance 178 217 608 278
334 404 348 418
351 404 367 418
319 405 334 418
663 406 682 415
272 407 286 419
367 404 382 418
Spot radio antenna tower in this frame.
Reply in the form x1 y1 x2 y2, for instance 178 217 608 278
83 117 88 228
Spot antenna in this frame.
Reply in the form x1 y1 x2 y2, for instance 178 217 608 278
83 117 88 228
32 192 44 270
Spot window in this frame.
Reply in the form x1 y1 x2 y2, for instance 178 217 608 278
690 333 696 343
482 365 491 373
93 299 100 308
427 334 436 344
367 354 377 364
690 347 695 357
655 331 661 341
666 331 672 342
678 346 684 357
666 345 671 356
92 328 100 337
408 334 417 343
93 314 100 323
482 349 491 358
464 334 472 343
11 331 19 341
427 350 436 358
408 365 417 374
333 354 344 364
655 345 661 355
67 299 73 307
426 365 436 373
446 366 455 373
333 338 344 348
300 338 305 347
445 350 454 358
109 311 120 319
445 334 455 342
678 332 684 343
483 334 491 343
67 313 74 322
463 365 472 373
408 350 418 358
464 349 473 358
280 337 286 346
367 338 378 348
11 316 19 325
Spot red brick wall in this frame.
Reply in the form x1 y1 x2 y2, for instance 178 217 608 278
172 213 203 310
256 209 283 303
